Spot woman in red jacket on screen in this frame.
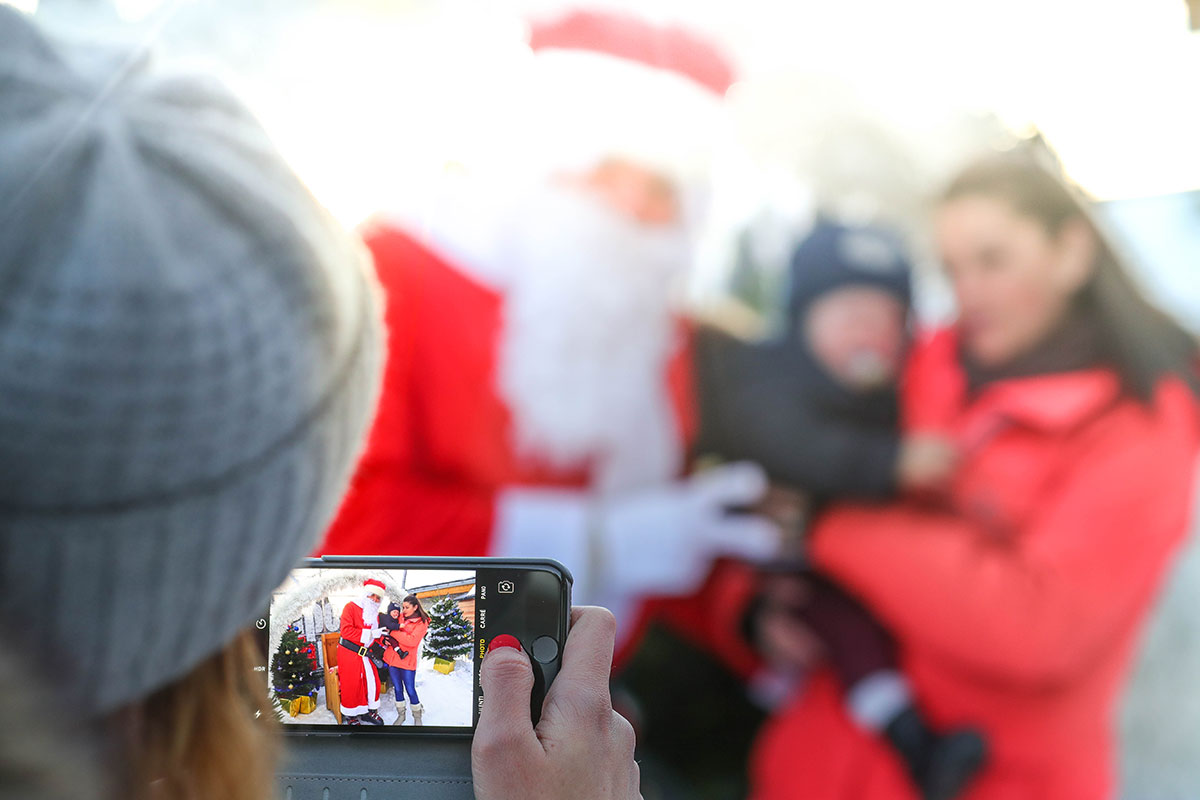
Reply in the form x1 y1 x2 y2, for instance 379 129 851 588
382 596 430 726
750 153 1200 800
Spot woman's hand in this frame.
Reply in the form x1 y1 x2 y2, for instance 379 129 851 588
896 433 960 492
472 607 640 800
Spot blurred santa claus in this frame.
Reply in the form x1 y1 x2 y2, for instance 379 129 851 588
319 8 778 647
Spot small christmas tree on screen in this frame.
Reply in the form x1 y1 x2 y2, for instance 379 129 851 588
423 595 473 662
271 625 321 701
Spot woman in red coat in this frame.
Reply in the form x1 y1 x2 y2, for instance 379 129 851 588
751 155 1200 800
383 595 430 725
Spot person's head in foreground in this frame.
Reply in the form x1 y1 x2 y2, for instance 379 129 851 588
0 9 640 800
937 151 1199 396
0 6 383 798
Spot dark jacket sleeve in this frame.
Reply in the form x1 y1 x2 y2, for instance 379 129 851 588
693 325 900 499
729 398 900 499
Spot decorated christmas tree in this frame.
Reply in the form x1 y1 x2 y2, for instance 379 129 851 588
271 625 321 701
422 595 473 662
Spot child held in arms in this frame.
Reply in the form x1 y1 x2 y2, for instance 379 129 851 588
694 220 986 800
379 598 430 725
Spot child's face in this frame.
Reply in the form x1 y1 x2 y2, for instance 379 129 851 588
390 609 400 619
801 286 906 391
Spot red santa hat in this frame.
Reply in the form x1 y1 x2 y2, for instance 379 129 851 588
521 9 734 190
363 579 387 598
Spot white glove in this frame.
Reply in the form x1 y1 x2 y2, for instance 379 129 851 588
371 628 386 640
494 462 780 606
600 462 780 597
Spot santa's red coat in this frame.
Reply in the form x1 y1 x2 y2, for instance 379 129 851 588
751 329 1200 800
321 222 697 555
337 600 381 716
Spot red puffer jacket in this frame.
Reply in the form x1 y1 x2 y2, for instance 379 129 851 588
383 616 429 672
751 328 1200 800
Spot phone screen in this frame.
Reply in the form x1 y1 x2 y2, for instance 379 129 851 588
256 558 569 734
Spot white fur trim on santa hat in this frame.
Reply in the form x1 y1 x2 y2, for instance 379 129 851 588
363 579 386 597
518 47 729 189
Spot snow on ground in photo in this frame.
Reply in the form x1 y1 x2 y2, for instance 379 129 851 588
379 656 474 726
282 655 474 728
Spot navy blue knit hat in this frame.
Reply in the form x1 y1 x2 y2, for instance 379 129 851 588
786 220 912 325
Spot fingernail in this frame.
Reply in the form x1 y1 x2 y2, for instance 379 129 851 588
488 634 522 653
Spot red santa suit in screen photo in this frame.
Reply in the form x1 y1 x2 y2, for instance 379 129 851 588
337 579 387 721
319 9 779 657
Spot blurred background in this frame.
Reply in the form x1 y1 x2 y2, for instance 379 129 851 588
20 0 1200 328
11 0 1198 795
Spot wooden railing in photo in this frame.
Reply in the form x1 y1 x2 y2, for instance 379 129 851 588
321 632 342 723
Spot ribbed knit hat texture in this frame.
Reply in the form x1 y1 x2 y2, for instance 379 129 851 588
0 7 384 715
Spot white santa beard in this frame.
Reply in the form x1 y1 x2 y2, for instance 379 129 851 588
496 184 689 495
361 596 380 626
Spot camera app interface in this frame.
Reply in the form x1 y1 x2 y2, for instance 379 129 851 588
265 565 559 730
268 567 475 728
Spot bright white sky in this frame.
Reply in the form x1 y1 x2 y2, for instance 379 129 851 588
264 0 1200 226
11 0 1200 220
721 0 1200 202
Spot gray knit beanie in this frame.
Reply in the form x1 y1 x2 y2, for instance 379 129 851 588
0 8 384 716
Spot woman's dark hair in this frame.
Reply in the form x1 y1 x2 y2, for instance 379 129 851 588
402 594 429 623
942 153 1200 401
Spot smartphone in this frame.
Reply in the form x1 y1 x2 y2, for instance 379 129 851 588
256 556 571 736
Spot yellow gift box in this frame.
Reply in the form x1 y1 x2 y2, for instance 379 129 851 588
288 695 316 717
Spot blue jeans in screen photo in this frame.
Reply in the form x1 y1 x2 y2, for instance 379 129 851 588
388 664 419 705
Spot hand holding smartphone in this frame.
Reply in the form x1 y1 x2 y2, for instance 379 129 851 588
472 607 640 800
268 558 639 799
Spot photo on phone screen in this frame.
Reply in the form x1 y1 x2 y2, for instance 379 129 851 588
259 558 569 734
